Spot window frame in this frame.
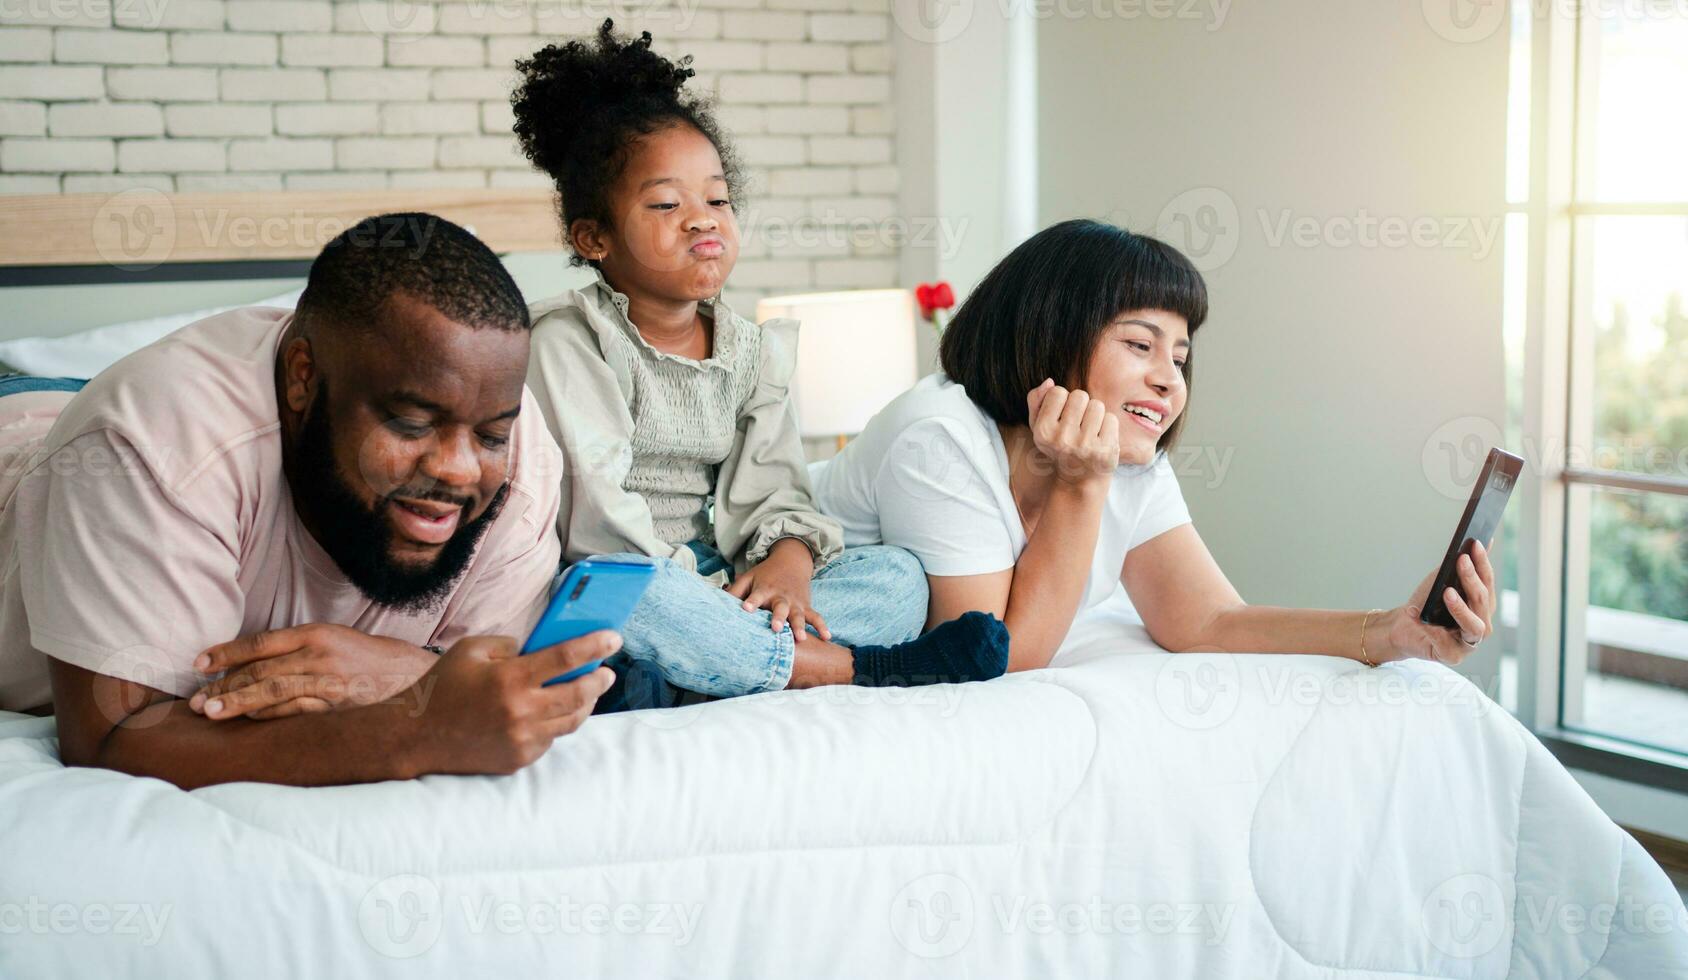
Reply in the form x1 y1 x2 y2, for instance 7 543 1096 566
1512 0 1688 793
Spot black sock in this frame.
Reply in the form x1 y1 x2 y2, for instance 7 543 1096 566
851 611 1010 687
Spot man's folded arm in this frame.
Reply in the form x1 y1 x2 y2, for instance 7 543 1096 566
49 654 430 790
48 628 619 790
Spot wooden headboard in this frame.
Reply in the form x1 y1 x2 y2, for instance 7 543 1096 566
0 188 559 271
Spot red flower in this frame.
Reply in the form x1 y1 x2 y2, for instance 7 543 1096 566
915 281 956 322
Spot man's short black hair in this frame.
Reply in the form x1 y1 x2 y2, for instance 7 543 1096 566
938 218 1209 454
294 212 530 334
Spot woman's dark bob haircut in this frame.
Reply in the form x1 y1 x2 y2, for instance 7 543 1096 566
938 218 1208 455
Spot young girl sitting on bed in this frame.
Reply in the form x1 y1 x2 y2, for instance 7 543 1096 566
510 22 1006 708
811 219 1500 671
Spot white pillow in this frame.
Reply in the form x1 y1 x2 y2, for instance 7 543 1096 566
0 289 302 379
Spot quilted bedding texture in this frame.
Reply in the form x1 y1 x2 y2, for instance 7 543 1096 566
1 616 1684 978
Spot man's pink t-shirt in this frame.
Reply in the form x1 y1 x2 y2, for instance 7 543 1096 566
0 306 562 712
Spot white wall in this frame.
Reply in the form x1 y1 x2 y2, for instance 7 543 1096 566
1038 2 1510 681
894 0 1038 373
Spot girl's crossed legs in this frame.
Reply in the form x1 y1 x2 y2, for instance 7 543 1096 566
593 543 1001 712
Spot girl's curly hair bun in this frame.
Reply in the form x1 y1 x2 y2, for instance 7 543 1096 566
511 19 742 267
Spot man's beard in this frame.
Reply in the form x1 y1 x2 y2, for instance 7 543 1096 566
286 383 509 614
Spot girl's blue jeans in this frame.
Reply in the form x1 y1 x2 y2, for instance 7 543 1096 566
0 375 87 396
592 540 930 713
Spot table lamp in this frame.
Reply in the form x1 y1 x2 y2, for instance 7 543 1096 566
756 289 919 450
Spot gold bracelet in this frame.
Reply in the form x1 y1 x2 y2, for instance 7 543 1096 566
1359 608 1382 667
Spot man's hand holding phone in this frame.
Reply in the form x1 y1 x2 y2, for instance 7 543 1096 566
401 630 619 776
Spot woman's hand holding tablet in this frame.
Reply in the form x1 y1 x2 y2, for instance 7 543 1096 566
1362 448 1519 666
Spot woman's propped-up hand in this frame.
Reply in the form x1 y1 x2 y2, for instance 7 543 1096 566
1026 378 1121 489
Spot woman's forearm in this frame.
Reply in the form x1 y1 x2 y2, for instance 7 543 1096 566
1183 603 1389 664
1002 480 1110 671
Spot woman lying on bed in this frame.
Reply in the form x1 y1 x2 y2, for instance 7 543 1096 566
810 218 1498 671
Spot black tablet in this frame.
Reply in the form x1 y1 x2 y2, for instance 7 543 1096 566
1420 447 1525 630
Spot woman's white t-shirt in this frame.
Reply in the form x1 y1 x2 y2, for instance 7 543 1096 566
810 373 1191 658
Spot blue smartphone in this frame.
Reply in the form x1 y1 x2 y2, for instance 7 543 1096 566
522 558 656 687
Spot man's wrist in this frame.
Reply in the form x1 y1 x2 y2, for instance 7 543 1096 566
375 699 432 780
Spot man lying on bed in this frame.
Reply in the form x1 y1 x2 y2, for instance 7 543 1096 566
0 213 616 788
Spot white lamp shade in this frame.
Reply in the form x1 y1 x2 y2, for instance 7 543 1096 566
756 288 918 438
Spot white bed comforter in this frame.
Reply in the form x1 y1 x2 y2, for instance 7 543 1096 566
3 614 1685 978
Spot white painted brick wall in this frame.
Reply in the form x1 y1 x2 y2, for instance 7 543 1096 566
228 2 330 34
221 68 324 102
275 103 379 136
327 68 428 101
53 28 169 64
229 137 333 170
430 68 514 100
172 32 278 66
2 137 114 171
281 34 384 68
165 104 272 138
0 27 51 61
383 102 479 135
48 102 165 137
335 136 434 170
1 64 103 99
117 138 225 172
0 101 47 136
0 1 903 303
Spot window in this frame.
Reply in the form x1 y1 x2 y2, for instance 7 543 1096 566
1508 0 1688 774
